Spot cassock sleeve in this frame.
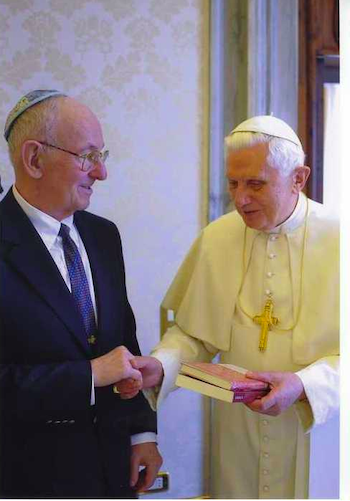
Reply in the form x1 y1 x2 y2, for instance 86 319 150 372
144 324 218 411
295 355 339 432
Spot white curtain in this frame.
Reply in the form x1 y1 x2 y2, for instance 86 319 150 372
323 83 341 215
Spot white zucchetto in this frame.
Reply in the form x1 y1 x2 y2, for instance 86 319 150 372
229 115 303 149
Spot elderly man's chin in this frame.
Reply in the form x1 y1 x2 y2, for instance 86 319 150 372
73 188 93 212
240 210 266 230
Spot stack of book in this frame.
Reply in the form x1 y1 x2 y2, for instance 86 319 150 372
176 362 270 403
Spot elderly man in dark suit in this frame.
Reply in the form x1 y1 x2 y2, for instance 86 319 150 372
0 90 162 498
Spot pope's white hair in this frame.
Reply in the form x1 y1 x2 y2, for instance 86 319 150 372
224 131 306 176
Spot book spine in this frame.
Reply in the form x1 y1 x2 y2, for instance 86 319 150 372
232 390 269 403
230 382 269 391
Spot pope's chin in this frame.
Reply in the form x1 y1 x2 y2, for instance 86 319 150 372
240 210 265 230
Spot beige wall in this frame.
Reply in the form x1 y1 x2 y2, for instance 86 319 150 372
0 0 210 497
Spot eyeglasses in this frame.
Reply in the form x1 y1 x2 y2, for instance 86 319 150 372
39 142 109 172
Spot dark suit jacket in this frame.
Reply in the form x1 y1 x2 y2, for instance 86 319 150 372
0 189 157 498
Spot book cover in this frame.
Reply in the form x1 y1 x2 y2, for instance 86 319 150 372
179 362 269 391
175 373 269 404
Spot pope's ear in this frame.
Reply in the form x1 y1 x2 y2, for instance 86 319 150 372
292 166 310 193
21 140 45 179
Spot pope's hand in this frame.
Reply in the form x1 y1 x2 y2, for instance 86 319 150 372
244 371 307 416
115 356 164 399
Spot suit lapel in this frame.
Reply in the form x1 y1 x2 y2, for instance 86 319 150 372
1 191 90 354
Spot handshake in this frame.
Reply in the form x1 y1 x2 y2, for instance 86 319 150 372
90 345 164 396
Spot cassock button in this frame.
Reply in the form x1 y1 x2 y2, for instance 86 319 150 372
263 485 270 492
262 419 268 426
263 452 269 458
266 272 273 278
270 235 278 241
263 436 269 443
265 289 272 296
268 253 276 259
263 469 269 475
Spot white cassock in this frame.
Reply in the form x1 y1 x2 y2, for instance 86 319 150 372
147 193 339 499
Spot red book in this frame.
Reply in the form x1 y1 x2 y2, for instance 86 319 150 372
176 362 269 404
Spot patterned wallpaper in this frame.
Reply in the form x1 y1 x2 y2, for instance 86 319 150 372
0 0 210 498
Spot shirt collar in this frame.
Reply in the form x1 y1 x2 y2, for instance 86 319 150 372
12 185 74 249
269 192 307 234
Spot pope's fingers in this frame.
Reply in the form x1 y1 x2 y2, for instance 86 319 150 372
247 388 278 411
130 356 150 370
128 367 142 382
247 402 280 416
246 371 275 383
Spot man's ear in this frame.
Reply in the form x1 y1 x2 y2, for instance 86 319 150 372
21 140 45 179
292 166 310 193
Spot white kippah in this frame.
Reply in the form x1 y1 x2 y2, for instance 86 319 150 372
229 115 303 149
4 89 67 141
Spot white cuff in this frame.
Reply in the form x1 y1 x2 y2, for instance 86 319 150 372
296 356 339 429
131 432 157 446
150 349 182 409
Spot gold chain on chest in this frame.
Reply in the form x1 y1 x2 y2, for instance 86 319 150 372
236 199 309 351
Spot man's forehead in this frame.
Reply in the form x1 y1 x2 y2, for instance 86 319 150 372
56 101 104 148
58 97 91 118
227 144 268 166
226 168 268 181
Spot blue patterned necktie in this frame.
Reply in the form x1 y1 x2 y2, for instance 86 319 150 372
59 223 97 348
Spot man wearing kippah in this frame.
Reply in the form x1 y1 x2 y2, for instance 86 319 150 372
117 116 339 498
0 90 162 497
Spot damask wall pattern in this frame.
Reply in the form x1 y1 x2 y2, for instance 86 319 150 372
0 0 210 498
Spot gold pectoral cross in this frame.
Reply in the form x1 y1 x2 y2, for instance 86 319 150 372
253 298 279 352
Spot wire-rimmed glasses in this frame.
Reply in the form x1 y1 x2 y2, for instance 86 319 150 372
38 141 109 172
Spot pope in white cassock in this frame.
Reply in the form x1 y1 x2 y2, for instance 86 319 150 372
117 116 339 499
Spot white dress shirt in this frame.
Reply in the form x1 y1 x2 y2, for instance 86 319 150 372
13 185 156 446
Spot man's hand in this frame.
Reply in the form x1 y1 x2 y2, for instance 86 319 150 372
245 371 307 416
115 356 164 399
130 442 163 493
90 346 142 387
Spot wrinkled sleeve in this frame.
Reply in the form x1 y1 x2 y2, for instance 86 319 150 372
144 324 218 411
295 355 339 432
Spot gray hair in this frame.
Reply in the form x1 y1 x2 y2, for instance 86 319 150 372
224 131 306 176
7 96 63 169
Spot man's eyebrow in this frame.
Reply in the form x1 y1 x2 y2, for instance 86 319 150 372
82 142 105 152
